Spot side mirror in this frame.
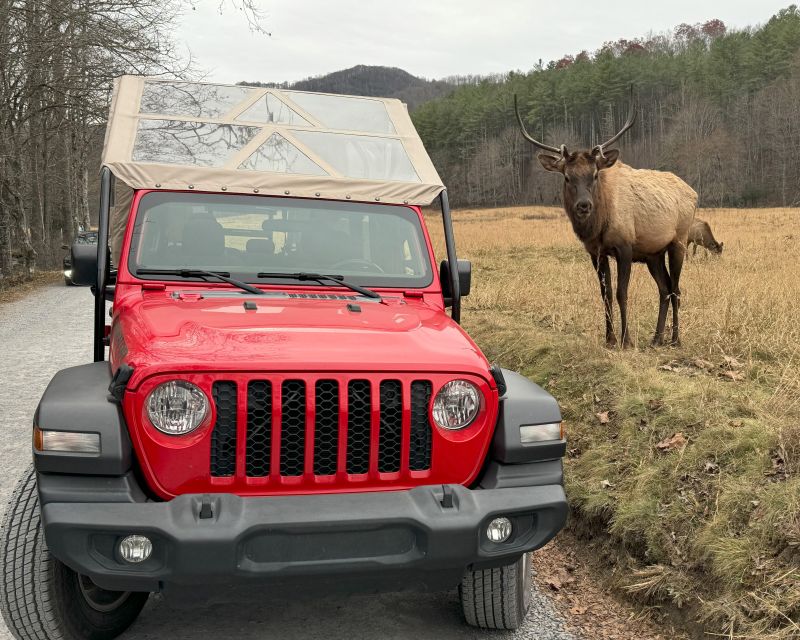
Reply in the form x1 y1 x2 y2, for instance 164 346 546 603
440 259 471 306
70 243 98 286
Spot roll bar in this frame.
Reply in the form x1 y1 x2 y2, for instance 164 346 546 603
439 190 461 324
93 167 113 361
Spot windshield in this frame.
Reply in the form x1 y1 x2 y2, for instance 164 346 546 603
128 192 433 288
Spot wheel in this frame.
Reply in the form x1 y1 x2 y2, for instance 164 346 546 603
1 466 149 640
459 552 532 630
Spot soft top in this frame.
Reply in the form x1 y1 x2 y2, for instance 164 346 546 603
101 76 445 206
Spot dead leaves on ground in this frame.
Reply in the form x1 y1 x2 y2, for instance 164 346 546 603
656 432 688 452
596 410 611 424
658 354 746 382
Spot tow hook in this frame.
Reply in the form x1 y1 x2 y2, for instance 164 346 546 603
440 484 456 509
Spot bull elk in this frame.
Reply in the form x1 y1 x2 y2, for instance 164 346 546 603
514 88 697 347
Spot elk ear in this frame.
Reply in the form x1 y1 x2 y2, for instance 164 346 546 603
538 153 564 173
595 148 620 170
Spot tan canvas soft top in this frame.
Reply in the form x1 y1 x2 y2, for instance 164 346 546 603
102 76 445 206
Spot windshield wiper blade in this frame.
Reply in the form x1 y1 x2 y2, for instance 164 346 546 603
256 272 381 300
136 269 265 296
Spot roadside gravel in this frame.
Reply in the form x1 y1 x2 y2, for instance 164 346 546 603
0 285 578 640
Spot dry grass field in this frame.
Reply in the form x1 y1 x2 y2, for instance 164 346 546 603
431 206 800 639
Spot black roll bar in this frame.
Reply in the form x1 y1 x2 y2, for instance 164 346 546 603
93 167 113 362
440 190 461 323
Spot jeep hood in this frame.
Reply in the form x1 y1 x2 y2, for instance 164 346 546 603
114 292 492 386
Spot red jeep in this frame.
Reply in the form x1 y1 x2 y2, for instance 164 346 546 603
1 78 567 639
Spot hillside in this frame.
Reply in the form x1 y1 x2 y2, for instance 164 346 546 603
412 7 800 209
240 64 455 110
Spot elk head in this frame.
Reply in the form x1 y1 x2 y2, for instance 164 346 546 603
514 87 636 223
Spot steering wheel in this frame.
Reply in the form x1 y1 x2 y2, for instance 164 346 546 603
331 258 385 273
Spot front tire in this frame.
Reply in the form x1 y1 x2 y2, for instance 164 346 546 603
1 466 149 640
460 552 532 630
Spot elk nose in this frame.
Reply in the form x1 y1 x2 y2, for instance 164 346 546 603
576 200 593 215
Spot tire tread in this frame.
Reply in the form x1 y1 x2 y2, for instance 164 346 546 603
459 554 529 630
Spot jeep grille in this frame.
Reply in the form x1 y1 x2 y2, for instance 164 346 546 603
209 377 434 480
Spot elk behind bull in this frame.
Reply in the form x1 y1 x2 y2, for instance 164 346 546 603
688 219 723 256
514 88 697 347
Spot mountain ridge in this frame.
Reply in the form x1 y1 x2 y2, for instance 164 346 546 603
239 64 457 110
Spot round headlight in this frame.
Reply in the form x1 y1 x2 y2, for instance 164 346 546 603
432 380 481 430
146 381 209 435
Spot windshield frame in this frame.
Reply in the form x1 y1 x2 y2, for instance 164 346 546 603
124 190 436 290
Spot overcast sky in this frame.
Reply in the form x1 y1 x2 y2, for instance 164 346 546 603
177 1 792 84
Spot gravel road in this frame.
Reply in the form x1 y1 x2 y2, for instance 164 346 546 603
0 284 578 640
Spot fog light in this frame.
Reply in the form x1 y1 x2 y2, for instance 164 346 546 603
118 535 152 563
486 517 513 543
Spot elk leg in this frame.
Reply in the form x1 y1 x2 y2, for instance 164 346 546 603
615 246 634 348
646 254 671 346
667 241 685 346
592 254 615 347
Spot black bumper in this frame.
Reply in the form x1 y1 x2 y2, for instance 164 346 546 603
42 482 567 593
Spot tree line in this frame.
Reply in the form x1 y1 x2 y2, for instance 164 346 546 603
412 7 800 209
0 0 264 282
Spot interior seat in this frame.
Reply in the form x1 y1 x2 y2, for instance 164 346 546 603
244 238 276 267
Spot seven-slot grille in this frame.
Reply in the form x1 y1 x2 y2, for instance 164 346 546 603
209 378 434 479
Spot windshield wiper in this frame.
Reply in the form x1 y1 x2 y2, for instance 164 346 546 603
256 272 381 300
136 269 265 296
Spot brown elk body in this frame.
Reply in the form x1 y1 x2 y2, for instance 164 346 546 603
515 91 697 347
688 219 723 256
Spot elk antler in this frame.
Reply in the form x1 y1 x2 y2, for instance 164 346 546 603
514 94 565 156
593 84 637 158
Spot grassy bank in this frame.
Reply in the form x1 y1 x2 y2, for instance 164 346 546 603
437 206 800 638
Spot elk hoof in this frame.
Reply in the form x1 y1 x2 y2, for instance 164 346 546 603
605 335 618 348
622 338 634 350
651 336 664 348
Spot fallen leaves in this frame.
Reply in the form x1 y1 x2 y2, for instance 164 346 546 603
656 432 688 452
532 538 683 640
657 354 747 382
765 447 789 482
596 411 611 424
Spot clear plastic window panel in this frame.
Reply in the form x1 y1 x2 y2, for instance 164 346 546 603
237 94 310 126
140 82 255 119
133 119 259 167
291 130 419 182
239 133 327 175
284 92 396 134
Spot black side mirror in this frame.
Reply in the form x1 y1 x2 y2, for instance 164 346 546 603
440 259 471 306
70 243 98 286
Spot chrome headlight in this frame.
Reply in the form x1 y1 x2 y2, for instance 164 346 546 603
432 380 481 430
146 381 209 435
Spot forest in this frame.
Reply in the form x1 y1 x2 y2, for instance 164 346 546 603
412 7 800 208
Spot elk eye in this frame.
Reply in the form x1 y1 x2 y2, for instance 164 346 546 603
564 175 570 183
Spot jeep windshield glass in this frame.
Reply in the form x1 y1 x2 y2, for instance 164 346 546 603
128 192 433 289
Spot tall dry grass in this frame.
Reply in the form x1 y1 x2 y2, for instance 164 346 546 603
430 206 800 639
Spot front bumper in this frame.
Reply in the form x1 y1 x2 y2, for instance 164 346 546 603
42 482 567 593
